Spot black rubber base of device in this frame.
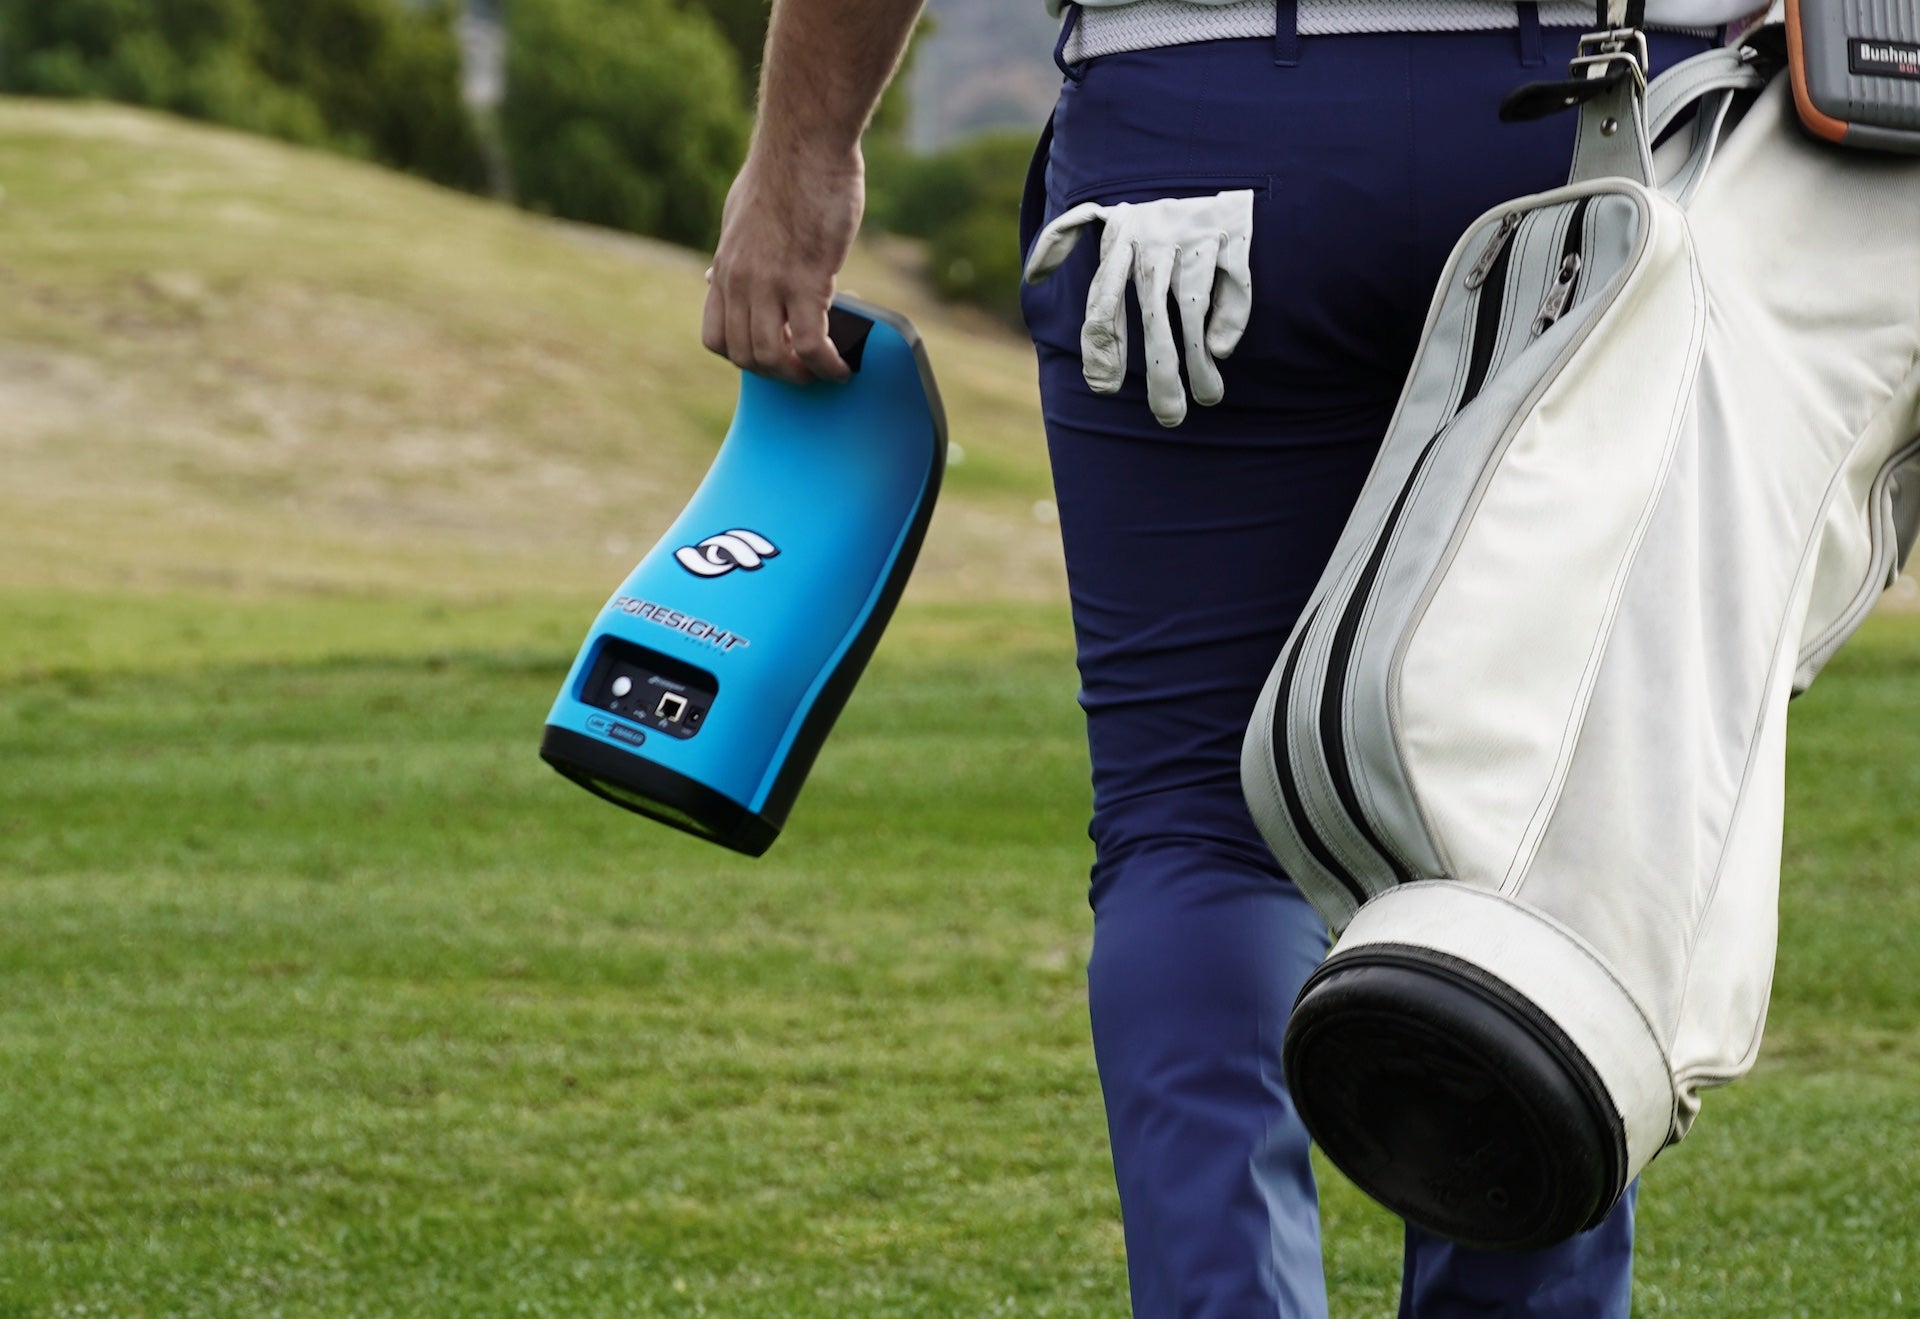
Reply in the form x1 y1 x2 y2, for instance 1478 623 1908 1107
1283 947 1629 1252
541 725 778 857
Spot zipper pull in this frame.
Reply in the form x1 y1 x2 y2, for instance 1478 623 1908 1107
1531 253 1583 335
1464 212 1522 290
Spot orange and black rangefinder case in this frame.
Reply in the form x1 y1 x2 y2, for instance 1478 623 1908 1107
1786 0 1920 154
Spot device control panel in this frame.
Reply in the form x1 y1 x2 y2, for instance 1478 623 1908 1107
581 638 718 740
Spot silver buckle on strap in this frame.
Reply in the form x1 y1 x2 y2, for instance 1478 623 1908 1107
1573 28 1650 87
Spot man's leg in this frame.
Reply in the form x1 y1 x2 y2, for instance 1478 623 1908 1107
1039 345 1643 1319
1088 837 1330 1317
1022 26 1714 1314
1398 1185 1638 1318
1022 30 1442 1310
1033 338 1387 1316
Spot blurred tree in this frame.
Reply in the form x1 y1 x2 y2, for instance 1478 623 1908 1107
501 0 748 247
929 199 1025 325
680 0 770 89
0 0 486 188
252 0 487 188
867 128 1032 325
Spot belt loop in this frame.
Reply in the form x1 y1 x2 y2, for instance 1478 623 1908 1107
1274 0 1300 66
1054 2 1087 82
1516 0 1545 66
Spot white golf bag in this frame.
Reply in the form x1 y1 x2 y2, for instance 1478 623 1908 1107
1240 27 1920 1250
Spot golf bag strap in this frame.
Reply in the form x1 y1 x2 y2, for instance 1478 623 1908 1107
1568 55 1655 187
1645 43 1767 140
1658 83 1743 203
1642 43 1777 202
1501 0 1651 133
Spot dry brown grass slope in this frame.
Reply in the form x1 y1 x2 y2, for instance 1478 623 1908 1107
0 99 1064 604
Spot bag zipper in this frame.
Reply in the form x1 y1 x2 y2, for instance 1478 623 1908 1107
1309 431 1444 889
1265 603 1370 905
1271 194 1595 899
1532 198 1592 337
1270 213 1524 898
1464 212 1522 291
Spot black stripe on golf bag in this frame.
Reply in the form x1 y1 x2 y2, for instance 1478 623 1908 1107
1456 220 1517 412
1267 604 1370 906
1311 433 1446 889
1300 222 1521 891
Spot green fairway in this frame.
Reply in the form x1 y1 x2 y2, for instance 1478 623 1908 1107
3 78 1914 1319
0 593 1915 1316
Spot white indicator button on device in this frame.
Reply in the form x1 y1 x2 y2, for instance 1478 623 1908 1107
611 676 633 697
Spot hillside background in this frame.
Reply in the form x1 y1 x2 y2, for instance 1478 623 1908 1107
0 99 1063 609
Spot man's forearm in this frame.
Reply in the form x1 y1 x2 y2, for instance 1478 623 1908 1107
701 0 923 382
753 0 925 165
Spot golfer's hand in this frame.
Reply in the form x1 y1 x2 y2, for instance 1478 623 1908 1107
702 147 861 385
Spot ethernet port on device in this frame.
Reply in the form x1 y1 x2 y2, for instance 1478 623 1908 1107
581 639 715 741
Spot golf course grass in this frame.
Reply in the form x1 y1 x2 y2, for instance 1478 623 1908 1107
2 89 1915 1318
1 593 1915 1316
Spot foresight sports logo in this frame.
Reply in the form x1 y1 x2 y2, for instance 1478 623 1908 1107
675 528 780 578
610 595 750 652
1851 39 1920 80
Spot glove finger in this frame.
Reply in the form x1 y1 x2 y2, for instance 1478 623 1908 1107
1175 238 1224 408
1135 244 1184 427
1023 201 1107 283
1206 223 1254 360
1081 236 1133 395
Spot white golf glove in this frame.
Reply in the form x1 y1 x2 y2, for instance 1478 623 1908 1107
1023 190 1255 428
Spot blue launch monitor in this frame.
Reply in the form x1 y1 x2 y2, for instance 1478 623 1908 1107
540 297 947 855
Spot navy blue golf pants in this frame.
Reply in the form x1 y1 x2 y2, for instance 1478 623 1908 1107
1020 24 1715 1319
